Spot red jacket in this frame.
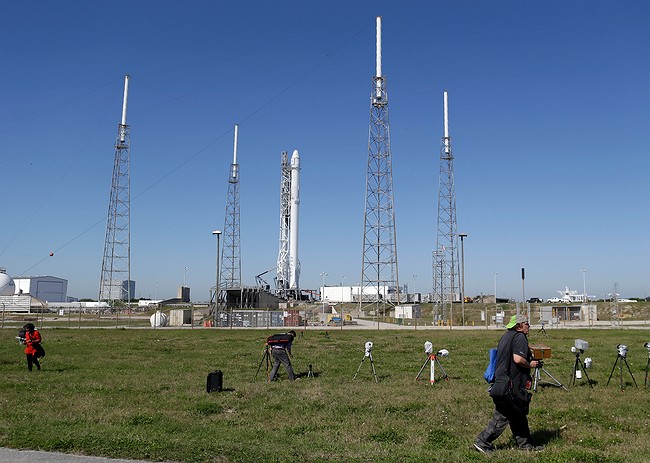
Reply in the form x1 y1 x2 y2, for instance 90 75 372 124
24 330 42 356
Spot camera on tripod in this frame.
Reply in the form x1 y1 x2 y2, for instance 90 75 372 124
364 341 373 357
424 341 433 355
354 341 379 382
643 342 650 352
571 339 589 354
423 341 448 357
608 343 638 389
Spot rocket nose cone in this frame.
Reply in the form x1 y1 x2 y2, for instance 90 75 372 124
291 149 300 167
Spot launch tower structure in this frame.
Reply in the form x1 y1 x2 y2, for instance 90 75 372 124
433 91 460 323
360 16 400 315
220 124 242 307
99 75 132 306
276 150 301 299
276 151 291 298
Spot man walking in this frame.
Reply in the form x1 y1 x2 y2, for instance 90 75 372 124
268 330 296 381
474 314 544 453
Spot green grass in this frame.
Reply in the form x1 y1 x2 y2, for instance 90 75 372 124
1 327 650 462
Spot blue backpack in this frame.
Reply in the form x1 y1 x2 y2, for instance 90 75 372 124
483 348 498 383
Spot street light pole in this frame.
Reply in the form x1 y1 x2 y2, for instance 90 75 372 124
493 272 498 325
339 274 346 329
459 233 467 326
212 230 222 323
581 268 589 326
320 272 328 315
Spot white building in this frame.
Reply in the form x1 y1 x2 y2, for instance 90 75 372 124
321 285 400 303
395 305 421 319
13 275 68 302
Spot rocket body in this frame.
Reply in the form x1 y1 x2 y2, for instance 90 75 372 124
289 149 300 290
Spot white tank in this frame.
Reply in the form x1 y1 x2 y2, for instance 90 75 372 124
150 311 169 327
0 272 15 296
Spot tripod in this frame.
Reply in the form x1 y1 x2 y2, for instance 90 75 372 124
254 345 271 380
537 322 548 337
607 353 637 390
416 353 448 384
570 351 593 388
353 352 378 383
532 361 566 391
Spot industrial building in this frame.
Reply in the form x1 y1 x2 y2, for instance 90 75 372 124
13 275 68 302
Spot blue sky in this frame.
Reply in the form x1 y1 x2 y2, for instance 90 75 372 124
1 1 649 301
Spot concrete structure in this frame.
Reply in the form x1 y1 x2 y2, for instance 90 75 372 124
178 286 190 303
122 280 135 301
169 308 193 326
13 276 68 302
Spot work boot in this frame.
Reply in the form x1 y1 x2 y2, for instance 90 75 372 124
473 439 494 454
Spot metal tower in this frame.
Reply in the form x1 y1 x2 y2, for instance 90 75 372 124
99 75 131 306
220 124 242 307
433 91 460 324
276 150 291 299
360 16 400 315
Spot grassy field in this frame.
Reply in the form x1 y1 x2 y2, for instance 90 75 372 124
1 327 649 463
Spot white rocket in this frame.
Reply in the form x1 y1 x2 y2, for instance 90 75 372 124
288 149 301 290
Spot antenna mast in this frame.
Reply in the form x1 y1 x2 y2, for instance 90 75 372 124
360 16 400 320
433 90 460 325
99 75 132 307
220 124 242 309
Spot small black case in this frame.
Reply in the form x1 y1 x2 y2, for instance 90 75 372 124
207 370 223 393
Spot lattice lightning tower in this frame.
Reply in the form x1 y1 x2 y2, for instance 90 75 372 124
99 75 131 305
220 124 242 306
360 16 400 313
433 91 460 323
276 150 291 299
